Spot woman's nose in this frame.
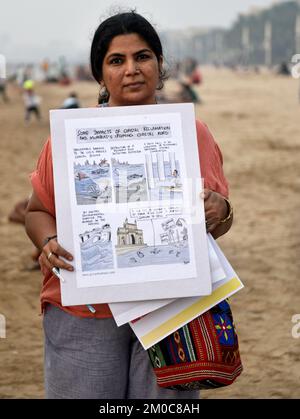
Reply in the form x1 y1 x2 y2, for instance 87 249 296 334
125 60 140 75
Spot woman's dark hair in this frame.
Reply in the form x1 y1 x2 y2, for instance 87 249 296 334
90 11 166 90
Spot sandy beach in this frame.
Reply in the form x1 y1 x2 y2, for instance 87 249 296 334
0 68 300 399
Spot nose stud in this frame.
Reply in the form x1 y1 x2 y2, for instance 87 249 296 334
125 65 141 76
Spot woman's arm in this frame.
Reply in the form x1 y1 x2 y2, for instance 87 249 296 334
202 189 233 240
25 191 74 272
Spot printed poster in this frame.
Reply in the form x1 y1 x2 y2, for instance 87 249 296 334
50 104 212 305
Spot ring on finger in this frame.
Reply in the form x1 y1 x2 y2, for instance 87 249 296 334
47 252 53 261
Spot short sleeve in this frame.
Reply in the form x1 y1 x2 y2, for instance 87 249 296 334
196 120 229 198
30 137 56 216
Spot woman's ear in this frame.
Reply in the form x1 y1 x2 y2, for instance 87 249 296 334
158 55 164 72
157 56 165 90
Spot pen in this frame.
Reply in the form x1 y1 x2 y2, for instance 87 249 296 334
51 267 96 314
52 267 66 283
87 305 96 314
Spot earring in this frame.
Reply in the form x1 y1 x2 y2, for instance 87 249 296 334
99 84 109 104
100 85 108 98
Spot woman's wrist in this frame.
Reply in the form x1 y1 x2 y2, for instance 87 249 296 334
42 235 58 248
219 198 233 224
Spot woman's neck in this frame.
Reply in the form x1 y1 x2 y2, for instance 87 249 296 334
108 98 157 107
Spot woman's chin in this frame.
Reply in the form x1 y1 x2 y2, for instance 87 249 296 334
119 92 156 106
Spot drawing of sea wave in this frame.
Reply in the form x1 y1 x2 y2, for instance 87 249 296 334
81 242 114 272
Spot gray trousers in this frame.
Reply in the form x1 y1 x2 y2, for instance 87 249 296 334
43 304 200 399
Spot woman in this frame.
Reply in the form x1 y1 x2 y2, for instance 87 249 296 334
25 11 233 399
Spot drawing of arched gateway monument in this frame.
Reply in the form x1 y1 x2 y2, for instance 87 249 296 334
115 218 147 257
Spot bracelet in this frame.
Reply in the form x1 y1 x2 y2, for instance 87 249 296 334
43 235 57 247
219 198 233 224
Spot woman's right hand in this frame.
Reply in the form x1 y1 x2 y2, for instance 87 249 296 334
40 238 74 275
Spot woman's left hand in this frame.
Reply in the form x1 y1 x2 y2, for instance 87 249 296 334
202 189 228 233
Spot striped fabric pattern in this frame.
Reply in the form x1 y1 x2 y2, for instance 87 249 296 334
147 300 243 390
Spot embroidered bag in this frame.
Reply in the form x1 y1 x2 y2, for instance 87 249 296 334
147 300 243 390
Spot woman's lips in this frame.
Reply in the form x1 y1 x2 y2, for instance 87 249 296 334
124 82 144 88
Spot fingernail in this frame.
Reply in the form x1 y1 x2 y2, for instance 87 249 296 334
68 257 73 261
68 267 74 272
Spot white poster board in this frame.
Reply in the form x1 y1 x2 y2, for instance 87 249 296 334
50 103 211 306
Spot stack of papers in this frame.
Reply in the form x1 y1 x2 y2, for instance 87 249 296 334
110 235 243 349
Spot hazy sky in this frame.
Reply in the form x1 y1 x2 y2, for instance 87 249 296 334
0 0 279 62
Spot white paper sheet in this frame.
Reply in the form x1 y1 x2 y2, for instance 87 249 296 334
129 237 243 349
109 234 226 326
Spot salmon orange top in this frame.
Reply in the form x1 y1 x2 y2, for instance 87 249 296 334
30 119 229 319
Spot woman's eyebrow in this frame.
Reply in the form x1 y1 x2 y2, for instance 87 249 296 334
134 49 152 55
106 53 125 59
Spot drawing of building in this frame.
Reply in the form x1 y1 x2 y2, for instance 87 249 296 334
146 151 181 189
117 218 145 247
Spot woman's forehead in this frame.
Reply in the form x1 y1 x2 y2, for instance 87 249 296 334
106 33 152 55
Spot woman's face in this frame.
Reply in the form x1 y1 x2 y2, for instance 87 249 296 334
101 33 162 107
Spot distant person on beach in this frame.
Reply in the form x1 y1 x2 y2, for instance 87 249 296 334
0 78 9 103
61 92 81 109
25 11 233 399
176 60 203 104
277 62 290 76
23 80 41 123
179 76 201 103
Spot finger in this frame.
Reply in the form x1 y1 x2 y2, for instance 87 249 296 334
43 242 73 262
205 209 220 221
39 253 54 274
42 246 74 272
49 242 73 262
204 200 215 212
205 206 224 223
206 222 218 233
200 189 212 201
48 254 74 272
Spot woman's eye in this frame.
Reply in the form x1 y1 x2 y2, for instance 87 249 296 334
137 54 150 61
110 58 123 65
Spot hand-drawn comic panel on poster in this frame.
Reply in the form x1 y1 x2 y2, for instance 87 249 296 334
79 224 114 272
112 158 148 204
115 216 190 269
74 158 112 205
145 152 183 202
